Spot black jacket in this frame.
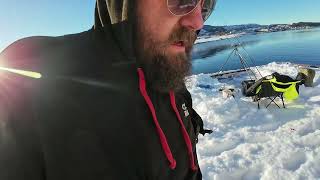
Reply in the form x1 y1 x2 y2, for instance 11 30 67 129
0 1 206 179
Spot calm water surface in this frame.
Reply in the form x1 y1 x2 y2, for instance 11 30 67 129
191 28 320 74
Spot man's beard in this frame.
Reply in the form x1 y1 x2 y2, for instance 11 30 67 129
135 24 197 92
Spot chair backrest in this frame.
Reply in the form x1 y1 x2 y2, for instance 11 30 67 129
242 72 302 100
255 80 282 98
258 77 301 100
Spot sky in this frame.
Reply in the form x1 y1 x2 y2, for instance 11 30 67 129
0 0 319 52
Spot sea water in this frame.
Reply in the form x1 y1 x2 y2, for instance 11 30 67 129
192 28 320 74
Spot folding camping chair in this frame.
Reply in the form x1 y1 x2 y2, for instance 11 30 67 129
242 72 301 109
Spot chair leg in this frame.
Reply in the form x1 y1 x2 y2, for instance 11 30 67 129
266 96 280 108
281 94 286 108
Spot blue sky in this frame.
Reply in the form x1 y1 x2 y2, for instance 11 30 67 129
0 0 319 52
208 0 320 26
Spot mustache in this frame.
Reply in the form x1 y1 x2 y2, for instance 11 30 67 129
167 27 197 47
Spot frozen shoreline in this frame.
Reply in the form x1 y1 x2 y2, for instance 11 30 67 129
195 33 246 44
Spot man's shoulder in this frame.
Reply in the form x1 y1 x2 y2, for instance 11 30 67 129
0 36 53 68
0 30 98 98
0 30 95 72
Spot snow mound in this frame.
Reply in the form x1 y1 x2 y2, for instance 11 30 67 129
186 62 320 180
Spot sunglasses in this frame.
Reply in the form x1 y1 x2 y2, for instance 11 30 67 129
167 0 217 21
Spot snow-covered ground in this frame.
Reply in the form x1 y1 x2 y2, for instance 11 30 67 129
186 62 320 180
195 33 245 44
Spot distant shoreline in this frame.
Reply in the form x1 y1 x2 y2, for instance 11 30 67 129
196 25 320 44
195 33 245 44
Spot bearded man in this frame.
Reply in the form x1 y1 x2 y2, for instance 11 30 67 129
0 0 216 179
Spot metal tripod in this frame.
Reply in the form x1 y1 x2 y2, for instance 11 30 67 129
218 44 263 80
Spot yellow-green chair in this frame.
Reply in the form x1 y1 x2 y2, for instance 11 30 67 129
255 73 301 109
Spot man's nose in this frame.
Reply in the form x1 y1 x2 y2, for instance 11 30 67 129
179 3 204 31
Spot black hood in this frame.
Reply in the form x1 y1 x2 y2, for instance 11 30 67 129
94 0 136 63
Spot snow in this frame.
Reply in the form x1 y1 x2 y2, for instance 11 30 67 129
186 62 320 180
195 33 245 44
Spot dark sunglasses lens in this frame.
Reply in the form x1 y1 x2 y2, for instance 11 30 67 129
168 0 200 16
202 0 217 21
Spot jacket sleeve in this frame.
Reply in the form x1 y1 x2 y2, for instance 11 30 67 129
0 42 45 180
0 79 45 180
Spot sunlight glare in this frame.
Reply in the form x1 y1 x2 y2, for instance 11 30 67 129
0 67 42 79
